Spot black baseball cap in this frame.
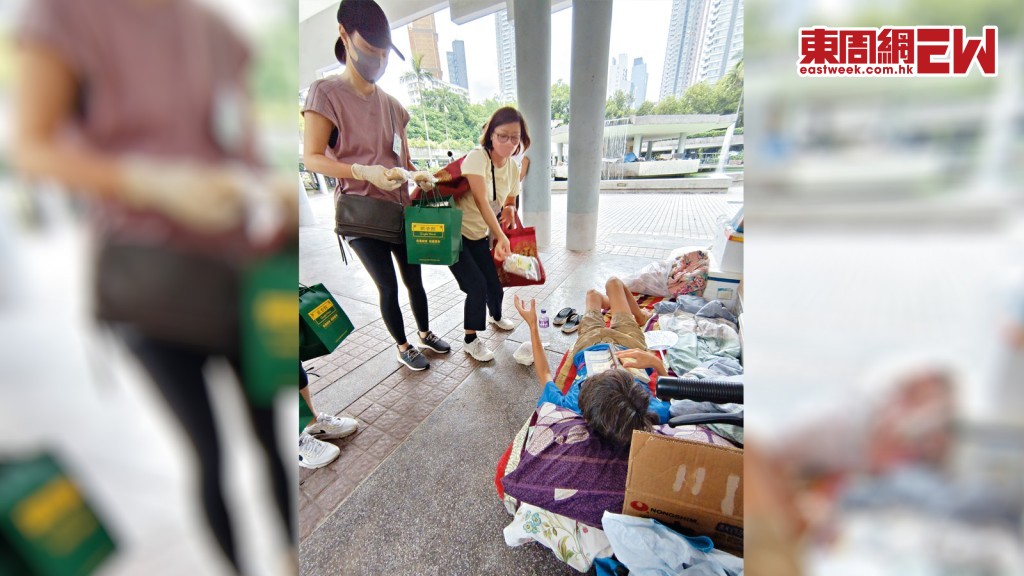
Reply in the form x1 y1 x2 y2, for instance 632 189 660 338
335 0 405 63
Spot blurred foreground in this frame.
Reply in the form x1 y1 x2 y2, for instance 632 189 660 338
744 0 1024 573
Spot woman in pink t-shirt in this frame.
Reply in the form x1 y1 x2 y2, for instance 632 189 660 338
14 0 292 571
302 0 451 372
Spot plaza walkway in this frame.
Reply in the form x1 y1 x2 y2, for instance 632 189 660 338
298 188 742 574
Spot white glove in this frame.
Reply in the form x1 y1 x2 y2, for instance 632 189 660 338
120 157 246 233
410 170 438 190
350 164 407 192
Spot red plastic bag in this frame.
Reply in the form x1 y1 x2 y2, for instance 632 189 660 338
494 213 546 287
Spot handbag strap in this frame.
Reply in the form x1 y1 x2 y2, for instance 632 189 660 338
336 234 349 265
388 96 403 167
489 154 497 204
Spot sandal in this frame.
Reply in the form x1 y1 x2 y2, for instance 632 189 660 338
552 307 576 326
560 312 582 333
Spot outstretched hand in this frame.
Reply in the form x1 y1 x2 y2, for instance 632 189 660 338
514 295 538 326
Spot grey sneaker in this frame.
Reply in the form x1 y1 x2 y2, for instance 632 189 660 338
397 346 429 371
418 331 451 353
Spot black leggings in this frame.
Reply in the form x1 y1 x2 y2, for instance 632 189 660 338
347 237 430 345
449 236 505 331
122 332 291 572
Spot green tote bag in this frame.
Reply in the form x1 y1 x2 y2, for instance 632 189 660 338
405 191 463 266
241 248 299 407
0 453 116 576
299 283 354 361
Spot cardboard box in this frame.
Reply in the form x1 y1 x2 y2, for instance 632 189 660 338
710 225 743 274
703 253 742 312
622 432 744 556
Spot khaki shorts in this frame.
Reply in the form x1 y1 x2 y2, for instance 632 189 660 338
571 310 647 356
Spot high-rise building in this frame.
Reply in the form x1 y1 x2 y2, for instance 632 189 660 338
630 57 648 104
694 0 744 84
407 15 444 81
607 53 630 99
494 9 517 102
660 0 709 98
446 39 469 93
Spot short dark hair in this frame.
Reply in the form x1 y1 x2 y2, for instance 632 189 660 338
480 106 531 155
578 369 657 450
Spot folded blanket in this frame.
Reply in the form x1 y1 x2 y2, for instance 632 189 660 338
504 503 613 572
502 404 735 528
660 309 742 375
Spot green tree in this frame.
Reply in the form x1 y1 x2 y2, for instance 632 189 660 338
714 59 743 117
681 82 720 114
672 60 743 116
635 100 657 116
653 95 685 115
405 89 510 151
400 53 435 102
605 90 633 119
551 80 571 126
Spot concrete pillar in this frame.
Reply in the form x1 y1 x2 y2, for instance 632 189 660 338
299 179 317 227
676 132 686 156
645 139 654 160
514 0 552 248
556 142 565 164
566 0 614 251
632 134 643 157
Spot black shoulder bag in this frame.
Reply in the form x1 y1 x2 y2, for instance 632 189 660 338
334 97 406 258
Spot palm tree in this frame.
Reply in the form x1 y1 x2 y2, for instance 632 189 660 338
400 54 434 102
721 59 744 118
401 55 435 164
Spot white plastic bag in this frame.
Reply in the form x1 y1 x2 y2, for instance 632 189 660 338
623 259 674 297
502 253 542 281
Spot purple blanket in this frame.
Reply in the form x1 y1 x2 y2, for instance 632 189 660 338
501 403 735 528
501 404 630 528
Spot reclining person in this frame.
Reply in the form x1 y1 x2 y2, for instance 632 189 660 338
513 277 672 450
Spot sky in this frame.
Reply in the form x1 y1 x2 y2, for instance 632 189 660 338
376 0 676 108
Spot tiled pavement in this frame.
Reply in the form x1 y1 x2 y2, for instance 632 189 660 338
298 188 742 542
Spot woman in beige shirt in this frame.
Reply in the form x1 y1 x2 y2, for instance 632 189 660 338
450 107 528 361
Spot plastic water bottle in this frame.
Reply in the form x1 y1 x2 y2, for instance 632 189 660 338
538 309 551 347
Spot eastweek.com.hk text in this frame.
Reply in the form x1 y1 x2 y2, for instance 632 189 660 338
797 26 997 78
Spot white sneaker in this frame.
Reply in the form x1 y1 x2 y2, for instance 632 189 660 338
303 413 359 440
298 433 340 469
513 341 534 366
464 338 495 362
489 316 515 331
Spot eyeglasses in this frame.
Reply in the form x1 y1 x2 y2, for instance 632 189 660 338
492 133 521 144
